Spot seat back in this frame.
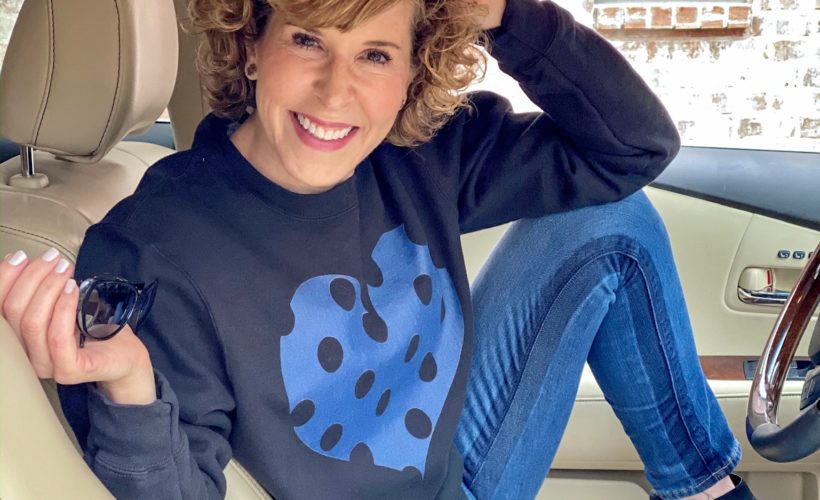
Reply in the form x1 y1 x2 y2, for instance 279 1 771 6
0 2 273 497
0 1 180 490
0 318 114 499
0 0 180 261
0 315 273 500
0 1 164 498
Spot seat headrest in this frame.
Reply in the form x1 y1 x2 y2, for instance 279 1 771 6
0 0 179 163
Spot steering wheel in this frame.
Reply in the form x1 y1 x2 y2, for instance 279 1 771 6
747 242 820 462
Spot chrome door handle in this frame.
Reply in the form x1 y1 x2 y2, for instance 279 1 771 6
738 287 790 305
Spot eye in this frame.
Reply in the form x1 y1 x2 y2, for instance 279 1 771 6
363 50 392 66
292 32 321 51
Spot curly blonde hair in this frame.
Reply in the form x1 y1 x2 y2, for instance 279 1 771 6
188 0 490 147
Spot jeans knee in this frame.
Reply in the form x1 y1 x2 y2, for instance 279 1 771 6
512 190 670 260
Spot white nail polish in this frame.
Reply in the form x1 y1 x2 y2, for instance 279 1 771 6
54 258 70 274
9 250 27 266
64 279 76 294
42 247 60 262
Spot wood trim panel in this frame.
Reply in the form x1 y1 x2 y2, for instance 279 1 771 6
700 355 750 380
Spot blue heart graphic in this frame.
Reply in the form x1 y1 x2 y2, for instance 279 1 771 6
280 225 464 476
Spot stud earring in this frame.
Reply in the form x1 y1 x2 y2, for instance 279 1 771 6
245 63 257 79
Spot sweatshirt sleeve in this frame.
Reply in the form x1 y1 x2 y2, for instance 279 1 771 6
58 223 234 499
441 0 681 233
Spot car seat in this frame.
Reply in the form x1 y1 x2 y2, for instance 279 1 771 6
0 1 270 498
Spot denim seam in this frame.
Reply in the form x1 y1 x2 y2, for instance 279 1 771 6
465 247 630 490
651 443 742 499
630 246 722 477
623 243 744 496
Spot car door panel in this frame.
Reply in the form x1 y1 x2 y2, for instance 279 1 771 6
647 188 818 357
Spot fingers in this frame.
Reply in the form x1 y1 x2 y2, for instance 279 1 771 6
0 251 32 338
2 248 63 336
49 277 83 385
23 257 75 378
50 293 150 390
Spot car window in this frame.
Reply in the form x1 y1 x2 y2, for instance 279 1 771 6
0 0 23 71
469 0 818 153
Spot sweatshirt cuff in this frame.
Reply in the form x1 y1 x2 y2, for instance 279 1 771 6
486 0 561 69
86 370 182 470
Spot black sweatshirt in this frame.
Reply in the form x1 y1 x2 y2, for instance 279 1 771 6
60 0 680 498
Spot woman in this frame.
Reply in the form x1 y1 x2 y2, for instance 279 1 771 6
0 0 753 498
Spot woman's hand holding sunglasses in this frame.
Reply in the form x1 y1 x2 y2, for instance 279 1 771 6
0 249 157 405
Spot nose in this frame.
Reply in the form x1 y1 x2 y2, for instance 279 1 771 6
313 56 355 110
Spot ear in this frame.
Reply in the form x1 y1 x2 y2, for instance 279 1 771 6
245 43 259 81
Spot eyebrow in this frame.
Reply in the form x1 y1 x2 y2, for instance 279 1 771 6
294 25 403 51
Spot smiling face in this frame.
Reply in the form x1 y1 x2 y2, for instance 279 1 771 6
230 1 416 194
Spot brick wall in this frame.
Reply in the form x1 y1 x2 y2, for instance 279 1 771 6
471 0 819 152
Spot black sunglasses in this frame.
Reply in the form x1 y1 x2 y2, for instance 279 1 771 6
75 275 157 348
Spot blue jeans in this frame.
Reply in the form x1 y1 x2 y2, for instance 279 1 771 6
455 191 742 500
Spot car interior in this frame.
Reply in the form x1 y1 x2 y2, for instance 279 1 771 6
0 0 817 499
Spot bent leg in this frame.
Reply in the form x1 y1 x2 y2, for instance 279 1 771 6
455 192 741 500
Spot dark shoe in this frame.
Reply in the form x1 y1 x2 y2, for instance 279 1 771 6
715 474 755 499
649 474 756 499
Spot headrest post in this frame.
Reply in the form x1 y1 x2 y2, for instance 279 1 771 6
20 145 34 177
8 145 48 189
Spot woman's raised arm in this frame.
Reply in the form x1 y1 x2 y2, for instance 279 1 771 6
415 0 681 233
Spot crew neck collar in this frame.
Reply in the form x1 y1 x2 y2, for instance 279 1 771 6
195 113 361 220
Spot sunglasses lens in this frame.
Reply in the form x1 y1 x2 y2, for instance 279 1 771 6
81 281 137 339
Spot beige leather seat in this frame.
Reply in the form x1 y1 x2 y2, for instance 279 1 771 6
0 1 268 498
0 0 177 260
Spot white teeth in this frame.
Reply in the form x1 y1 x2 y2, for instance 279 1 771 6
295 113 353 141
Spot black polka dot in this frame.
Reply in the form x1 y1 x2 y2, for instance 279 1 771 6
375 389 391 416
419 352 437 382
440 298 446 323
350 442 374 466
405 408 432 439
413 275 433 305
362 311 388 343
290 400 315 427
354 370 375 399
330 278 355 311
320 423 343 451
404 334 420 363
279 308 296 337
317 337 343 373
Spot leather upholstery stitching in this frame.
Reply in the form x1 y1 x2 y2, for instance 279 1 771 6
33 0 55 144
112 144 153 167
94 0 122 157
0 226 77 259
